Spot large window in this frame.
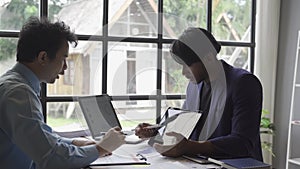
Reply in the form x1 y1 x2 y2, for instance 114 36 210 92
0 0 256 132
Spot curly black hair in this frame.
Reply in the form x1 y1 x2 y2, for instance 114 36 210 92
16 16 78 62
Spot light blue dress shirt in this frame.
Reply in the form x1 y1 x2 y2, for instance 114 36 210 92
0 63 99 169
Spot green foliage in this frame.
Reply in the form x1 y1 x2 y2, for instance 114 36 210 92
212 0 251 41
0 0 38 61
261 141 275 157
48 0 62 21
0 0 62 61
4 0 38 29
260 109 275 134
163 0 206 35
47 117 80 128
169 68 187 93
24 5 38 19
260 109 275 157
162 0 251 40
0 39 17 61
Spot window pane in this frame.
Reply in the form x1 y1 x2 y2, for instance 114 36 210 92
52 0 103 35
107 42 157 95
0 1 39 31
0 38 17 75
212 0 251 42
162 99 185 110
113 99 186 128
109 0 158 37
218 46 250 70
162 44 188 94
113 100 156 129
47 102 88 132
114 99 187 127
163 0 207 38
160 99 185 123
48 41 103 96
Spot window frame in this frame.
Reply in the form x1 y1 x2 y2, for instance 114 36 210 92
0 0 257 124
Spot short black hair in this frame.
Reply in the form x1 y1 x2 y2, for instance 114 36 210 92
170 27 221 66
17 16 78 62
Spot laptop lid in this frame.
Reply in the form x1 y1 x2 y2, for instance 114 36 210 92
78 94 121 139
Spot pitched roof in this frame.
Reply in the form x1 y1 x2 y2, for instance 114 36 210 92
57 0 129 35
57 0 175 53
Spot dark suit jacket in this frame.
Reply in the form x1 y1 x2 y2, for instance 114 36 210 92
184 60 263 161
209 61 262 161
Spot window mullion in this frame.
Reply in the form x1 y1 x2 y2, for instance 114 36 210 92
102 0 109 94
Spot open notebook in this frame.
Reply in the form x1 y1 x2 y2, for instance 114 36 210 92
78 94 143 144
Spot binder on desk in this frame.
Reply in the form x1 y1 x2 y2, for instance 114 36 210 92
208 157 271 169
89 153 149 166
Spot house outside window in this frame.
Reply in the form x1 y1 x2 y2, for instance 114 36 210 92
64 59 75 86
127 51 137 94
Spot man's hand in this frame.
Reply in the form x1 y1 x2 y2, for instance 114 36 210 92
134 123 159 138
96 127 126 157
72 137 96 147
153 132 188 157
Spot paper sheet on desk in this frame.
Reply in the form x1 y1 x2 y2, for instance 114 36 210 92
147 161 190 169
90 154 148 166
148 161 216 169
162 112 201 145
146 156 216 169
90 143 151 166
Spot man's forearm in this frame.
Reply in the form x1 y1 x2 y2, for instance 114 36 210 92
185 140 216 156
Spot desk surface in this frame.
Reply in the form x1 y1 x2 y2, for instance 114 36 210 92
89 140 220 169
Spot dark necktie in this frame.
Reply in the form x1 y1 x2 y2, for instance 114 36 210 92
189 81 211 140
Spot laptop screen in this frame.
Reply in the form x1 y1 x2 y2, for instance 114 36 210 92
78 94 121 138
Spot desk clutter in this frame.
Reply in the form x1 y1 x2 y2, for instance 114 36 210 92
87 141 271 169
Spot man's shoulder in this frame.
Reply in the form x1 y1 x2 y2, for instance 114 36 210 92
0 72 32 96
222 61 259 82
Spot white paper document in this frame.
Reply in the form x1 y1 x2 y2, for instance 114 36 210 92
90 143 150 166
90 153 148 166
162 112 201 145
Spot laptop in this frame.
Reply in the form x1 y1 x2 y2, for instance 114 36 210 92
78 94 143 144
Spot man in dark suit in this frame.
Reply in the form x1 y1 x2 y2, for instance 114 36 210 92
135 27 263 161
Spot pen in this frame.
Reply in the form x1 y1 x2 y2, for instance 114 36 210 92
145 124 163 130
100 132 106 135
136 153 147 161
100 130 134 136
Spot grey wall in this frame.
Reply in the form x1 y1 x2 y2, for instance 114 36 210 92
273 0 300 168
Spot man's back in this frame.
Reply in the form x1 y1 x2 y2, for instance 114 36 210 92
0 68 35 169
